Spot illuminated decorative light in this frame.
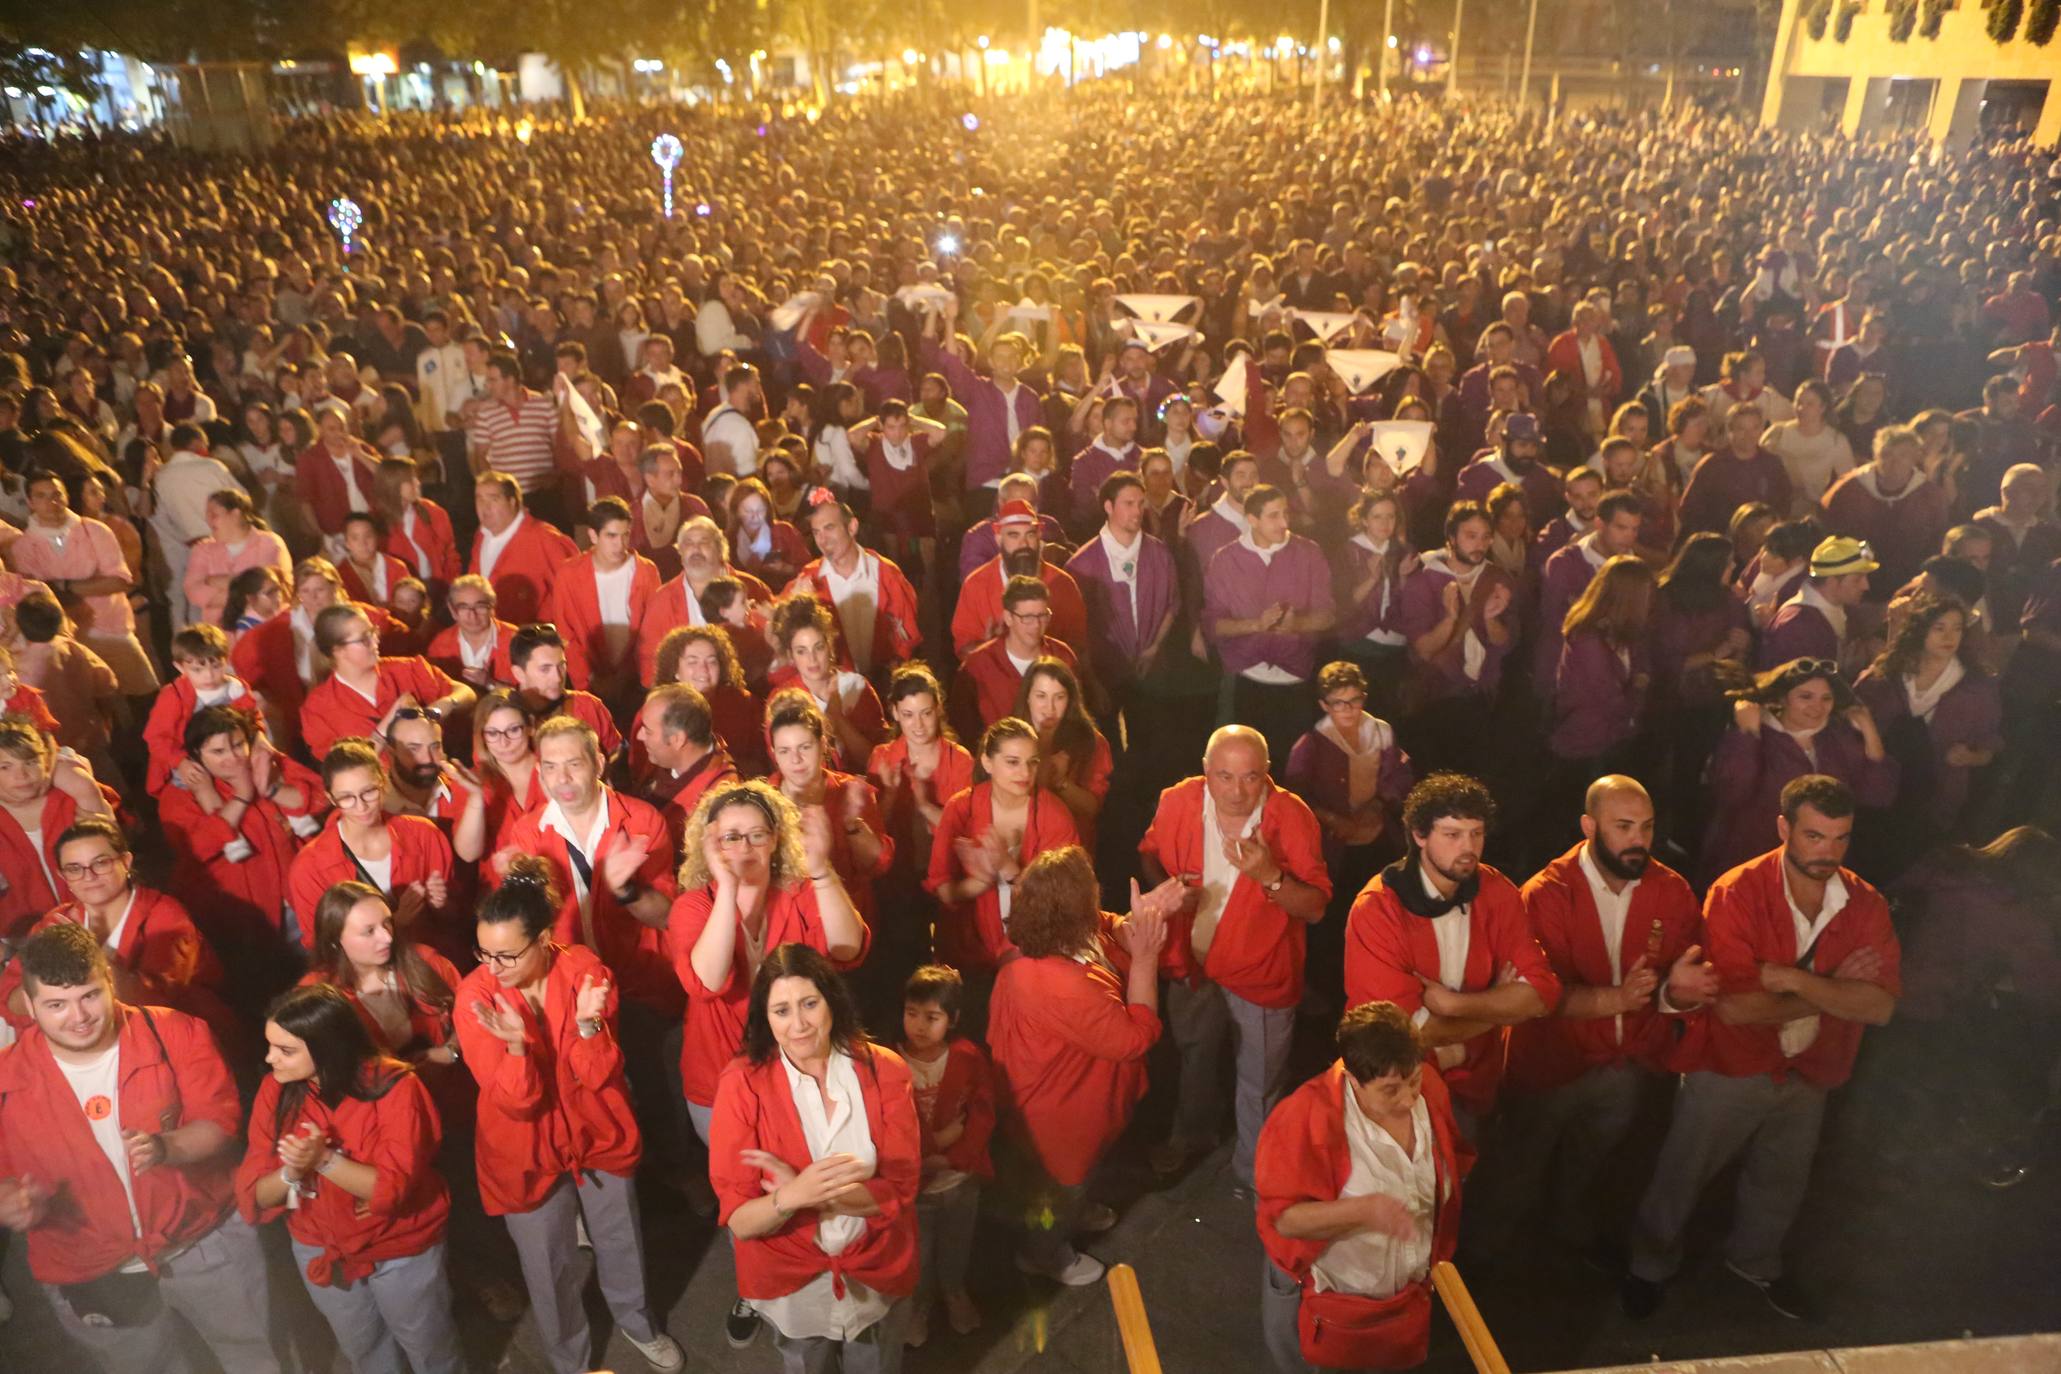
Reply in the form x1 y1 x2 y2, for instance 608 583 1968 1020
978 34 990 48
1386 34 1399 48
962 112 980 130
937 233 961 254
515 116 534 145
327 197 364 255
651 133 684 218
1416 46 1434 63
348 51 398 77
1156 34 1172 49
902 49 920 65
696 202 712 217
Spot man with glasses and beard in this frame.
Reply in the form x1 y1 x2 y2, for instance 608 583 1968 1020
951 499 1088 658
1622 775 1899 1323
1343 772 1559 1144
1481 777 1717 1267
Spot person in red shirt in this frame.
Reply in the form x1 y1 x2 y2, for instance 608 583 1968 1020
1343 772 1562 1138
426 575 521 690
301 882 462 1072
953 577 1080 738
338 512 411 611
470 470 580 625
1255 1002 1471 1374
710 944 920 1361
896 964 995 1347
548 497 662 705
288 739 457 952
1138 725 1331 1192
235 983 462 1374
374 455 463 593
764 689 893 922
1623 775 1900 1323
1015 657 1115 850
1497 777 1719 1261
0 925 280 1374
988 846 1177 1285
509 622 619 755
0 717 118 935
634 516 774 687
142 622 266 796
652 624 769 777
764 595 888 768
231 557 403 756
867 666 976 984
298 604 475 759
951 500 1089 658
617 682 738 855
458 857 686 1374
791 496 925 677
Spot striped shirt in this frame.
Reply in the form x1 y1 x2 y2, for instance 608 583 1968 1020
467 391 559 491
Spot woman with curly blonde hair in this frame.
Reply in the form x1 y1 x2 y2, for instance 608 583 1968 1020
668 779 870 1139
654 623 767 776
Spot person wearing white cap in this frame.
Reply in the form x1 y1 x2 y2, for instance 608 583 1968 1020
1637 345 1699 438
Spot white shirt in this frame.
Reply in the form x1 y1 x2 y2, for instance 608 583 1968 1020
702 405 760 477
1785 578 1848 644
57 1042 147 1268
906 1050 969 1195
1577 844 1641 1046
458 626 498 673
333 453 371 514
476 512 527 583
1310 1083 1436 1299
593 558 636 626
540 793 614 915
356 850 394 895
1415 868 1472 1071
822 553 882 675
398 509 430 578
1194 790 1264 961
21 825 56 903
150 451 241 544
1099 525 1142 626
414 342 468 428
1779 865 1850 1058
96 892 140 955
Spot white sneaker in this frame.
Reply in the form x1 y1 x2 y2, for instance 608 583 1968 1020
1016 1248 1106 1286
626 1330 684 1371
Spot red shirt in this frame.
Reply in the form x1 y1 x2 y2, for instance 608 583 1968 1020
633 568 774 686
666 882 873 1105
469 515 580 625
141 674 265 795
1139 777 1331 1009
299 656 457 760
424 619 519 688
908 1037 997 1180
0 787 116 935
0 888 227 1034
1344 861 1563 1117
950 556 1089 659
159 764 324 947
791 551 924 671
0 1004 242 1285
924 782 1079 972
1692 849 1901 1089
547 549 663 680
866 736 975 879
710 1045 920 1302
338 554 412 609
952 636 1078 735
989 918 1159 1187
1508 844 1706 1093
286 814 456 950
235 1063 448 1288
453 944 642 1215
534 688 623 758
386 499 463 585
4 682 60 736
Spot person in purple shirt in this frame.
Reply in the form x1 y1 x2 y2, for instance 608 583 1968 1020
1535 490 1646 695
1550 555 1655 770
1067 472 1178 704
1758 535 1877 670
1067 395 1142 537
923 308 1045 521
1678 403 1794 539
1398 500 1518 772
958 471 1066 580
1451 323 1545 457
1531 467 1604 575
1113 339 1178 444
1737 517 1823 629
1455 412 1561 525
1185 450 1262 598
1332 489 1418 718
1202 484 1337 768
1699 657 1897 886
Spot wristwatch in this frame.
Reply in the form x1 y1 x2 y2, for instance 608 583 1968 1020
1263 872 1286 894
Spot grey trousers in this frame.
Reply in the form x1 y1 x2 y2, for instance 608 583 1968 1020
49 1213 280 1374
504 1170 659 1374
1167 977 1296 1185
289 1238 464 1374
912 1180 980 1311
1261 1258 1313 1374
769 1298 910 1374
1479 1061 1646 1249
1630 1070 1828 1284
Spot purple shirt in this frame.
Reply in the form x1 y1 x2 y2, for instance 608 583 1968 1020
1202 534 1333 681
1069 439 1142 519
924 342 1046 489
1455 452 1561 523
1701 720 1899 885
1066 530 1178 685
1757 596 1840 670
1853 664 2002 830
1334 536 1412 643
1678 448 1793 538
1399 553 1517 699
1550 634 1647 759
1284 723 1415 862
1534 536 1608 689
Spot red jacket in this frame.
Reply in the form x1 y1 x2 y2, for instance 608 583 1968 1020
142 674 265 795
1139 776 1331 1010
711 1045 920 1303
761 666 888 769
988 919 1159 1187
299 946 463 1061
286 814 456 950
232 602 403 755
424 619 518 688
0 788 114 935
538 688 624 758
5 682 60 737
338 554 412 609
790 552 924 670
299 656 457 760
924 783 1078 972
294 444 382 537
1692 849 1900 1089
667 881 873 1105
866 736 975 878
470 515 580 626
1254 1061 1470 1370
951 556 1088 659
1508 844 1705 1093
547 550 663 680
498 789 682 1014
732 520 811 588
634 568 774 685
453 943 642 1215
1544 329 1624 408
909 1036 998 1181
1344 860 1563 1118
952 636 1077 737
159 764 323 947
385 499 462 585
236 1063 449 1287
626 745 737 855
0 1004 242 1284
0 889 227 1034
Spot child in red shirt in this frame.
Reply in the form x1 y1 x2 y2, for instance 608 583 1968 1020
899 964 996 1347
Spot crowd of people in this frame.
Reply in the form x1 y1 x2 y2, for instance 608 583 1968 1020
0 80 2058 1374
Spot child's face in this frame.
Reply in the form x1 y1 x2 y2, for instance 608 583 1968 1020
344 523 379 562
902 999 952 1053
177 654 229 694
392 584 426 616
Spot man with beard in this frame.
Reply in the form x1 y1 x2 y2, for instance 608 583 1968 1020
951 499 1088 658
1397 502 1516 774
636 516 774 685
1488 777 1717 1265
382 704 489 864
1454 412 1561 522
1622 775 1899 1322
1343 772 1559 1142
509 622 622 755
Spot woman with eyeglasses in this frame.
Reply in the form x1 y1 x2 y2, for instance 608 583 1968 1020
765 595 887 769
1700 657 1899 886
455 856 686 1374
711 943 922 1368
475 688 547 847
297 602 475 759
1012 657 1111 849
231 556 403 755
766 688 893 925
287 739 457 953
235 983 464 1374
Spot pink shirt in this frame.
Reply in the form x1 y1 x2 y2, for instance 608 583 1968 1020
183 530 293 628
5 515 134 637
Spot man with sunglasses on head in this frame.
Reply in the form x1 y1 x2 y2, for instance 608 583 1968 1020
509 622 620 755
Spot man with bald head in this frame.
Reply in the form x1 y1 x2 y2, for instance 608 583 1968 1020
1138 726 1331 1193
1497 777 1717 1263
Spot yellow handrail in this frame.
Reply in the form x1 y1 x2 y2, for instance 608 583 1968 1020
1432 1260 1512 1374
1106 1262 1166 1374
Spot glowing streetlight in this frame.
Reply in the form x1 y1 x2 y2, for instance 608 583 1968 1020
650 133 683 217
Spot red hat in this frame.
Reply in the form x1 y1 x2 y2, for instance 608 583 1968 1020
993 499 1038 529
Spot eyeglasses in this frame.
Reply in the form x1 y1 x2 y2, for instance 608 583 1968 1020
330 786 385 810
58 854 127 881
1322 695 1366 711
332 636 376 651
482 723 529 744
473 936 538 969
1007 608 1052 623
391 706 443 724
716 829 774 849
450 601 493 615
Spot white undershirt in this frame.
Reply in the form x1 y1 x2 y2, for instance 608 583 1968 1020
477 513 527 582
1780 866 1850 1059
1416 868 1472 1070
58 1042 148 1268
906 1050 969 1196
460 627 497 672
593 559 636 626
333 454 370 514
1193 790 1263 961
23 825 55 901
1310 1083 1435 1299
357 850 394 895
1577 844 1641 1046
540 794 612 915
823 554 881 675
